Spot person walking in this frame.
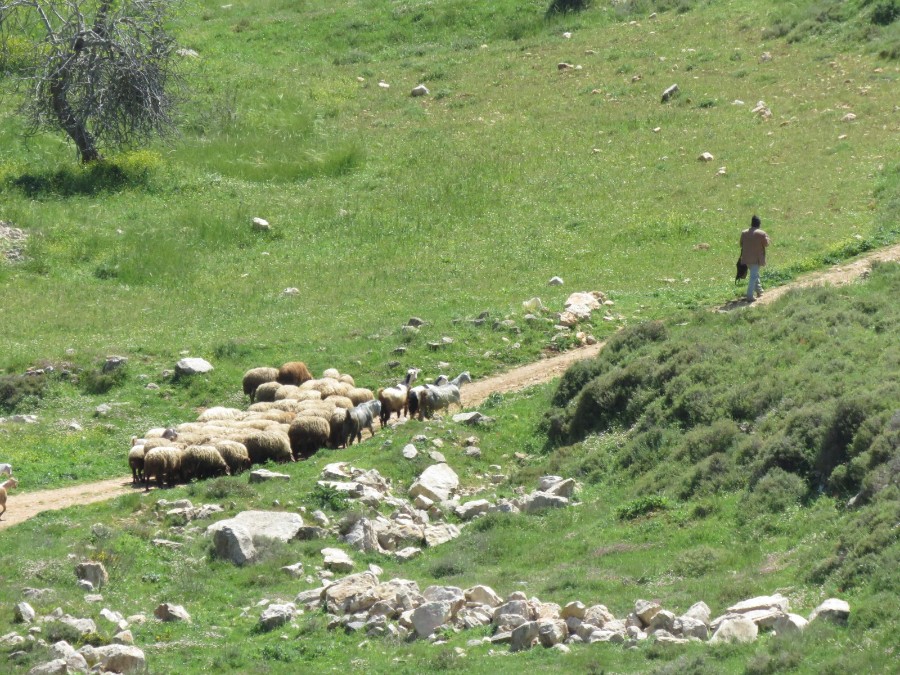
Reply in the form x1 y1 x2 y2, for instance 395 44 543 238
739 215 770 302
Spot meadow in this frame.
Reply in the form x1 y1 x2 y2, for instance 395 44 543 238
0 0 898 672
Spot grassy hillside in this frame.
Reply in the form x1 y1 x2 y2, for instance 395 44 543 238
0 264 896 674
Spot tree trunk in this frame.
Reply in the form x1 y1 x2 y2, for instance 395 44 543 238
49 75 101 163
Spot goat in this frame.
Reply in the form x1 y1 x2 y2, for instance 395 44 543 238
408 374 449 420
0 476 19 520
377 368 419 425
419 371 472 419
343 400 382 447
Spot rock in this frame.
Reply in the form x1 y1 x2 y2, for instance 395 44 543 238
522 298 544 312
322 547 355 573
698 151 714 162
411 84 429 97
455 499 491 521
552 643 571 654
102 356 128 373
248 469 290 483
710 616 758 644
809 598 850 624
584 604 615 628
521 491 569 513
683 601 711 625
727 593 789 614
395 547 422 561
99 609 125 626
174 357 214 375
412 601 452 638
464 447 482 458
75 562 108 589
154 603 191 623
429 450 446 463
296 526 327 540
538 619 569 648
57 616 96 636
251 217 270 231
424 523 462 547
548 276 564 286
343 519 384 554
409 464 459 502
653 629 690 645
48 641 76 660
543 478 576 500
213 524 257 566
1 632 25 648
674 616 708 640
773 613 808 636
402 445 418 459
311 510 330 527
510 621 540 652
465 585 502 607
452 411 494 425
27 659 69 675
561 601 586 620
259 604 296 631
207 510 304 544
14 602 35 624
635 599 661 625
841 113 857 122
94 644 146 674
113 630 134 645
282 562 305 578
648 609 676 633
661 83 679 103
76 580 94 591
22 588 52 601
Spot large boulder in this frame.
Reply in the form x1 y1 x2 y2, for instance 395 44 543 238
14 602 35 624
343 518 384 554
94 644 146 673
322 572 380 615
682 601 711 625
710 616 758 644
634 599 661 625
321 548 354 573
510 621 540 652
207 510 304 544
727 593 789 614
465 585 502 608
259 604 296 632
773 613 809 636
154 603 191 623
423 523 461 547
213 524 257 566
175 358 214 375
809 598 850 624
409 464 459 502
538 619 569 648
412 601 452 638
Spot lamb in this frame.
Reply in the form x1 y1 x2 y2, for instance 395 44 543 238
241 429 294 464
128 446 146 485
143 446 183 488
418 371 472 419
343 400 382 447
0 477 18 520
181 445 230 481
242 367 279 402
0 463 12 478
288 416 330 460
377 368 419 425
213 440 251 475
277 361 313 386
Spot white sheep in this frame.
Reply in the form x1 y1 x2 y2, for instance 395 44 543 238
242 367 279 402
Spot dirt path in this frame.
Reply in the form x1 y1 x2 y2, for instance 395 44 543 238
4 243 898 531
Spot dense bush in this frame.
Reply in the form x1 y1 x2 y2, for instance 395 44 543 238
0 373 48 413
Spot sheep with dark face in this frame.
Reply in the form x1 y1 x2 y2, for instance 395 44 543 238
277 361 313 386
143 446 183 488
182 445 230 481
343 400 382 447
213 440 251 474
377 368 419 425
243 367 279 403
418 371 471 419
408 374 449 420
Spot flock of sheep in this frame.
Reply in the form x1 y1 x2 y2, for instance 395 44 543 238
127 362 472 488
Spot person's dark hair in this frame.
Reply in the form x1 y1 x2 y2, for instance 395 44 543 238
751 215 761 228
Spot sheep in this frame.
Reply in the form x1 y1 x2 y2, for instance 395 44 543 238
419 371 472 419
197 407 247 423
0 463 12 478
377 368 419 425
326 395 354 410
339 374 355 386
277 361 313 386
141 437 183 453
343 400 382 447
408 374 449 419
0 477 18 520
253 381 282 403
288 416 330 460
242 367 279 403
128 446 146 485
274 384 303 400
181 445 230 481
143 447 183 488
213 440 251 475
327 408 348 449
241 429 294 464
348 387 375 405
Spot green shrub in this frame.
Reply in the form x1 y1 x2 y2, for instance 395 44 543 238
872 0 900 25
204 477 256 500
743 467 808 515
311 482 350 511
0 373 48 413
79 365 127 395
616 495 671 520
546 0 591 16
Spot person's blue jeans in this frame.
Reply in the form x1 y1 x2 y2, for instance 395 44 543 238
747 264 763 300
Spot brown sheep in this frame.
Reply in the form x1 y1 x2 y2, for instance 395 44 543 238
182 445 230 481
214 440 252 475
241 429 294 464
277 361 313 386
143 447 183 488
242 367 279 402
0 477 19 520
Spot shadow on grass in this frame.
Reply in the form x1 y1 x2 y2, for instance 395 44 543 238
9 161 149 197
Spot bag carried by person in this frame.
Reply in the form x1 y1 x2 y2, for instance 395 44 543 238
736 252 748 282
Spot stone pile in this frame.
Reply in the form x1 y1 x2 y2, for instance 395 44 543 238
286 570 849 652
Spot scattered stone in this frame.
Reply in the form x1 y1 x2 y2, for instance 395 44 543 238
429 450 446 463
409 464 459 502
411 85 429 97
213 524 257 566
698 151 714 162
14 602 35 624
282 562 305 578
322 548 355 573
207 510 304 544
75 562 108 590
548 276 564 286
259 603 296 631
154 603 191 623
402 444 418 459
464 447 482 458
174 357 214 375
841 112 857 122
661 84 679 103
94 644 146 674
773 613 808 636
249 469 290 483
252 217 270 231
710 616 758 644
57 616 97 636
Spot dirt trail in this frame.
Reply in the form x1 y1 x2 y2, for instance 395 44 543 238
3 243 898 531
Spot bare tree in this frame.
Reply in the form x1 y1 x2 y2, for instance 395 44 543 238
0 0 184 162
